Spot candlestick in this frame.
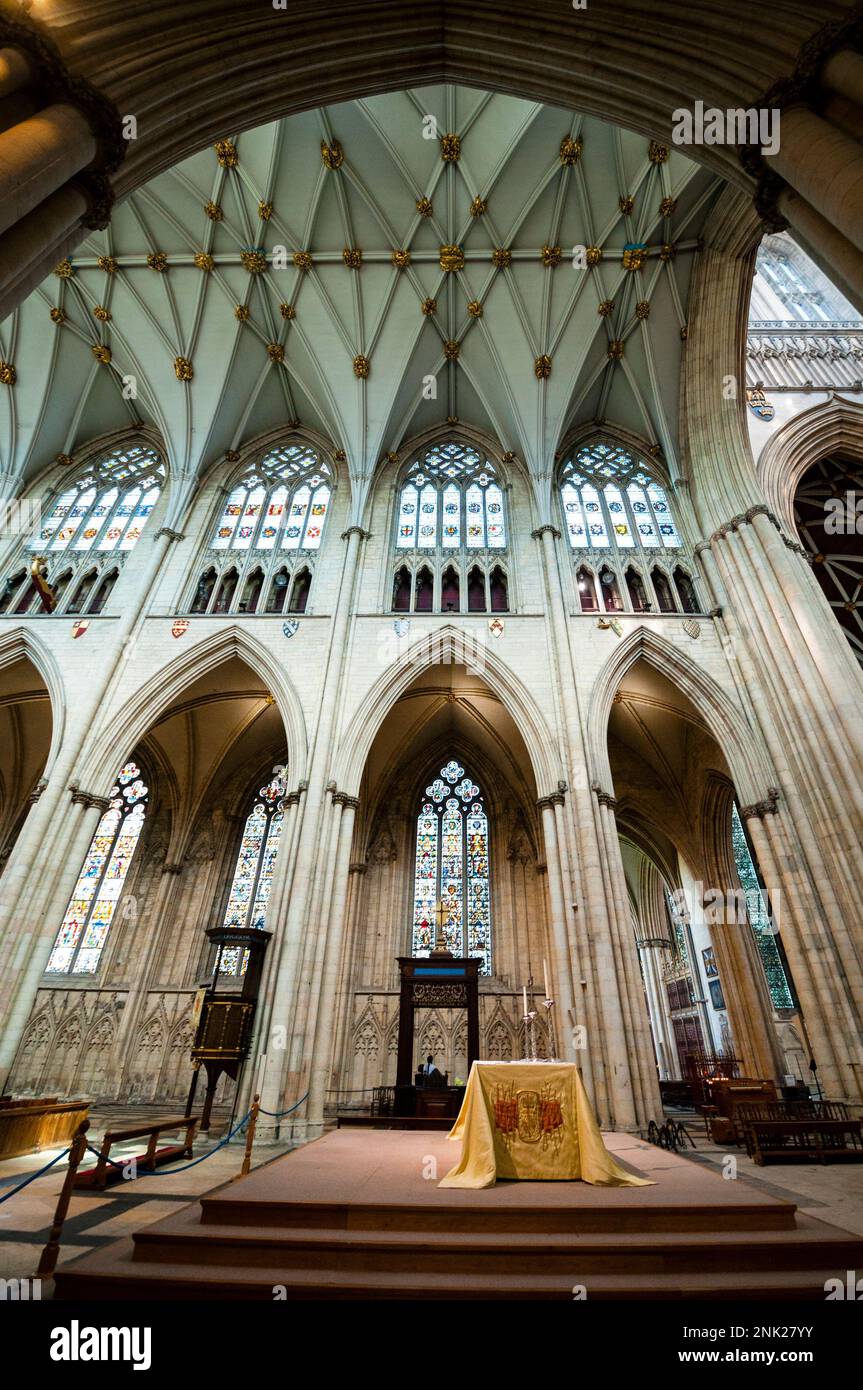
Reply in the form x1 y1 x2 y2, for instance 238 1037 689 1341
523 984 528 1016
543 958 550 1003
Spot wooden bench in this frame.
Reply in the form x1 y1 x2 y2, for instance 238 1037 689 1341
743 1116 863 1165
74 1115 199 1189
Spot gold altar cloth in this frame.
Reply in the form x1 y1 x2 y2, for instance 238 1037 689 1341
439 1061 653 1189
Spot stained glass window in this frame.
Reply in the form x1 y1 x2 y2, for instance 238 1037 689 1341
411 759 492 974
219 770 286 975
731 805 795 1010
30 443 164 556
198 442 333 614
46 762 149 975
395 442 507 552
208 447 332 553
560 440 680 552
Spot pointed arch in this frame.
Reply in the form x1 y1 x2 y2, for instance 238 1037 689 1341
586 625 774 805
334 623 560 796
0 625 65 775
756 395 863 537
78 625 308 795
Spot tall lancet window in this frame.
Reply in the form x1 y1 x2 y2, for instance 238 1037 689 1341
219 770 286 975
730 805 795 1011
46 762 149 974
411 759 492 975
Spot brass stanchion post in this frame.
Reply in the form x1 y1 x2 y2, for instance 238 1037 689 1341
240 1094 260 1177
36 1118 89 1279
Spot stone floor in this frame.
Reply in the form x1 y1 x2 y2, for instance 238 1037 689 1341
2 1105 862 1289
661 1110 863 1236
0 1103 292 1284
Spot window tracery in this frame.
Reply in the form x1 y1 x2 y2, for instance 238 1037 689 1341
189 441 332 616
391 442 509 615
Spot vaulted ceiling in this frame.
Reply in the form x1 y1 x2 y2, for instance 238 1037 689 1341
0 86 723 508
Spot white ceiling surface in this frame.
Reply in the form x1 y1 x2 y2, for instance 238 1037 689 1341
0 87 721 518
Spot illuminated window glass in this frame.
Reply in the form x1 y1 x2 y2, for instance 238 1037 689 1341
560 439 682 553
397 483 418 548
31 442 164 557
46 762 148 975
395 442 507 553
731 805 794 1010
219 770 286 975
411 759 492 974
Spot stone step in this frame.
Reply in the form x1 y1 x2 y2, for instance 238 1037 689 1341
130 1205 863 1276
199 1192 798 1234
55 1242 850 1301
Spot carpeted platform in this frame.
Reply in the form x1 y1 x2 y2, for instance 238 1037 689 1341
54 1128 863 1299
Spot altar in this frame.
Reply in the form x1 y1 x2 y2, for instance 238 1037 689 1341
440 1060 653 1189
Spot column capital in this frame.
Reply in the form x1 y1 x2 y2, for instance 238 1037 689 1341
349 861 368 875
333 792 360 811
155 526 185 543
590 780 617 809
27 776 48 804
536 792 564 811
68 784 110 812
740 787 781 819
161 861 184 875
531 524 561 541
341 526 371 542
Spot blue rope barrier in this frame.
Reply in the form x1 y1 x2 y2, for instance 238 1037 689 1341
75 1109 254 1183
0 1147 71 1205
258 1091 309 1119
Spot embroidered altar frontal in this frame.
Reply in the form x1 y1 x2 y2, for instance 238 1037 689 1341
440 1061 653 1189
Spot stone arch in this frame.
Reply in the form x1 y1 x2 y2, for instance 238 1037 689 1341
587 625 774 806
70 4 821 214
14 1009 54 1094
417 1011 447 1063
353 1004 381 1060
10 424 169 523
756 394 863 536
79 625 308 795
0 627 65 776
198 422 346 494
51 1012 84 1096
77 1012 117 1098
158 1015 195 1100
335 623 560 796
485 1005 515 1062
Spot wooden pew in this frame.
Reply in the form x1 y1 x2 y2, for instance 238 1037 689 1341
743 1116 863 1165
74 1115 199 1189
0 1099 89 1159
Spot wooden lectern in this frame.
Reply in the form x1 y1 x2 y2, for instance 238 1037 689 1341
395 916 480 1118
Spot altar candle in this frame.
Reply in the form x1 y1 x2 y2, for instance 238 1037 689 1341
543 958 551 1002
523 984 528 1016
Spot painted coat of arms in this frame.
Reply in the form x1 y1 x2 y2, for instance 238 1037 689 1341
71 619 90 639
171 618 189 639
282 619 300 638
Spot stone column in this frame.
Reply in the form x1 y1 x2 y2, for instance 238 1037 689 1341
0 104 96 237
592 789 662 1123
256 527 367 1128
233 788 303 1119
305 795 358 1134
768 107 863 259
536 796 576 1065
